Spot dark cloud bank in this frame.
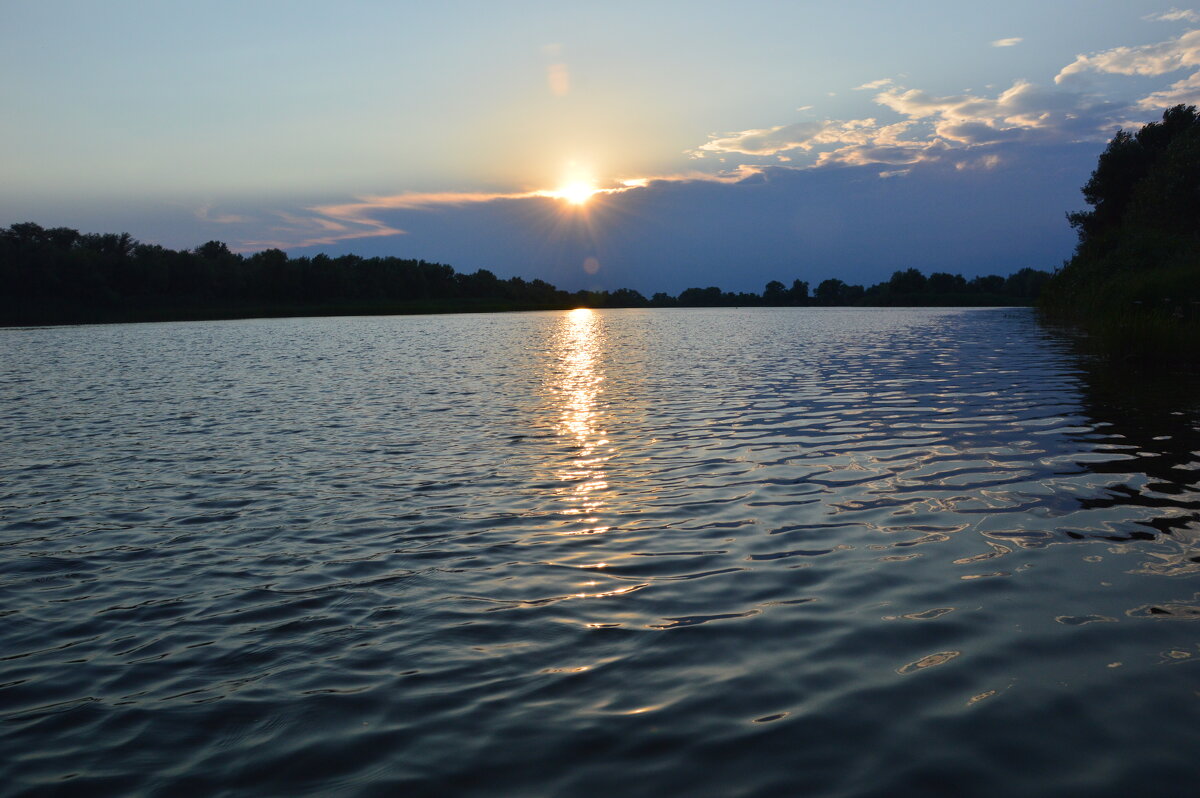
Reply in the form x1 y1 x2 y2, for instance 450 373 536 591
291 142 1094 294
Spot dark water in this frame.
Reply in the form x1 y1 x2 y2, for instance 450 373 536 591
2 308 1199 797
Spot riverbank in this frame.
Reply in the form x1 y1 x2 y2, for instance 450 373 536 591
1039 262 1200 362
1 296 1038 328
0 298 582 327
1037 105 1199 363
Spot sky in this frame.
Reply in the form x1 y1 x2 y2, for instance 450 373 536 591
3 1 1200 293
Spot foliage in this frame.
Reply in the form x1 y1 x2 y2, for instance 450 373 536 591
1 221 1050 325
1067 104 1200 257
1040 104 1200 359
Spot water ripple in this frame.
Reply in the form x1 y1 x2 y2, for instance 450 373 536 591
2 308 1199 796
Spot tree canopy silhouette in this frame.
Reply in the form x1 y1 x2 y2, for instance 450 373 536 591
1041 105 1200 356
1067 104 1200 259
1 221 1050 325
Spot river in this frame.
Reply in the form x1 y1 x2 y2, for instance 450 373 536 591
2 307 1198 796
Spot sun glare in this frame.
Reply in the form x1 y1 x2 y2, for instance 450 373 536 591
556 181 598 205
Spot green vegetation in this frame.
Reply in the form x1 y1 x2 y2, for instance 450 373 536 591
1040 104 1200 358
1 222 1047 326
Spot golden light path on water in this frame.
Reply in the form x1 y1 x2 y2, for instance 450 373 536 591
543 308 648 615
554 308 610 536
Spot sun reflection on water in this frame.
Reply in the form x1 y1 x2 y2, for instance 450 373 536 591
553 308 610 534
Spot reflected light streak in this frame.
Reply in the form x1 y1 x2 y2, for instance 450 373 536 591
552 308 611 530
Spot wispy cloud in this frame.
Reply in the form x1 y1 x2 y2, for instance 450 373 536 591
1056 28 1200 81
245 192 552 249
853 78 895 91
242 207 407 250
1138 68 1200 107
1144 8 1200 23
195 204 251 225
813 135 944 169
692 77 1125 172
874 80 1121 144
1055 26 1200 109
690 118 884 157
246 182 669 250
322 191 542 213
691 14 1200 177
543 43 570 97
955 153 1002 171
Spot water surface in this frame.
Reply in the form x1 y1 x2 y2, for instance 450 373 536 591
2 308 1199 796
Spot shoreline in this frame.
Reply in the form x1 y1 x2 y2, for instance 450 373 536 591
1 298 1034 329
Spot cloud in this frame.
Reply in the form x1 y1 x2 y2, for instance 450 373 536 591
705 81 1122 168
991 37 1023 47
322 191 539 212
691 118 883 157
1144 8 1200 23
1056 28 1200 81
542 43 570 96
814 137 942 168
547 63 570 96
242 206 407 250
250 166 785 253
1138 68 1200 106
691 76 1128 173
245 192 540 248
876 80 1122 144
195 204 251 224
250 150 1088 295
242 181 675 250
954 153 1002 170
246 18 1195 260
854 78 895 91
807 120 942 167
1055 26 1200 110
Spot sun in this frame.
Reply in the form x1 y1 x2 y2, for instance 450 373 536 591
555 181 598 205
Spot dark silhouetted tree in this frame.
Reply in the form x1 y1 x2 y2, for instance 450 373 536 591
1005 267 1052 299
763 280 787 304
970 274 1005 294
678 286 726 306
788 279 809 304
607 287 649 307
1040 105 1200 341
927 272 966 293
195 240 233 260
815 278 848 305
1067 104 1200 255
888 267 927 294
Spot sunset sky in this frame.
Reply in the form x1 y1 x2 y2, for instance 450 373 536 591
4 1 1200 292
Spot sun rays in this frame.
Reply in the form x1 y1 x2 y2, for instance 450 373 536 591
548 181 600 206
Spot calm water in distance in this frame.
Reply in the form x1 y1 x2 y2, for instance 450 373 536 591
2 307 1199 797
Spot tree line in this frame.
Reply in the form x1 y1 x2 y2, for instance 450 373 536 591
1039 104 1200 357
649 266 1048 307
1 221 1049 326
